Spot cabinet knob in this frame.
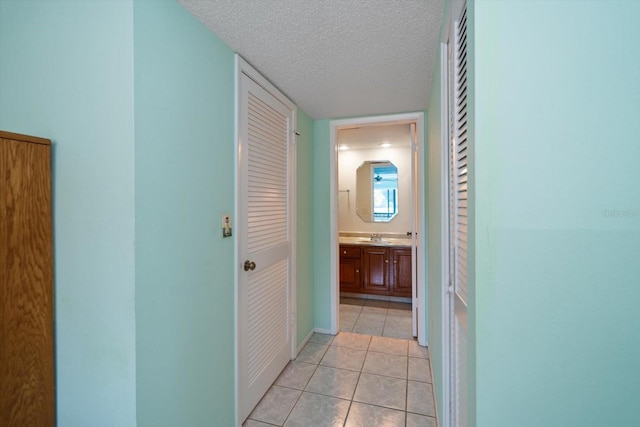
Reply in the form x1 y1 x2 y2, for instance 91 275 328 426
394 260 397 264
385 259 389 263
343 250 347 254
356 269 359 273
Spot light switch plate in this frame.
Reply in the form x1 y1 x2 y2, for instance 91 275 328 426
222 214 232 238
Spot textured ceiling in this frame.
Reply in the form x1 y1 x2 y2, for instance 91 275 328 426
339 124 412 150
179 0 445 120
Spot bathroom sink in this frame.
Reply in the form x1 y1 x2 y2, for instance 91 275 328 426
355 237 379 243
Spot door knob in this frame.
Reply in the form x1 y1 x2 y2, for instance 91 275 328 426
244 260 256 271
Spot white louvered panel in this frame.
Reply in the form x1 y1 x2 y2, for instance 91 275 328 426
248 97 288 136
247 231 288 251
247 90 289 254
455 315 468 427
247 169 287 184
454 4 469 304
248 99 288 137
247 259 289 385
247 143 287 170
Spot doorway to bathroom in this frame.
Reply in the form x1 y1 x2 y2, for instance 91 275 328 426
328 112 426 346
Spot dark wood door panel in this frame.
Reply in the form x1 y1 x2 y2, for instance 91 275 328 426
1 132 54 427
392 248 412 297
362 247 389 292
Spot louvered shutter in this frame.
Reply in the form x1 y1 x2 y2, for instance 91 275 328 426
454 6 469 305
246 89 290 386
453 5 469 427
237 59 294 421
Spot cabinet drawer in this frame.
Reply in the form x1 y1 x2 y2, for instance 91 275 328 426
339 245 361 259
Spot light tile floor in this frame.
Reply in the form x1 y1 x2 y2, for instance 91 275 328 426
340 297 414 340
244 331 437 427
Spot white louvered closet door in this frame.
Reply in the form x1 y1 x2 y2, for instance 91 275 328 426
238 65 294 422
449 4 469 427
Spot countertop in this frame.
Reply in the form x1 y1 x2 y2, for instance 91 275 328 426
339 236 412 247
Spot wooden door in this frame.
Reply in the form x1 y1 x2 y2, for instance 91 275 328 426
339 246 361 292
0 131 54 427
237 58 296 422
391 248 412 297
362 246 389 293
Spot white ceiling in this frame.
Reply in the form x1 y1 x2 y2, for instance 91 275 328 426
339 123 412 150
179 0 445 120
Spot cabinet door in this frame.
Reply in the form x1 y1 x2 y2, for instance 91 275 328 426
339 245 361 292
362 246 390 293
339 258 361 292
391 248 412 297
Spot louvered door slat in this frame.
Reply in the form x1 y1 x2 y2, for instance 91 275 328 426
247 89 289 254
248 152 287 171
249 135 285 161
248 99 288 135
249 96 288 129
454 2 469 304
247 259 289 383
446 4 470 426
247 174 287 188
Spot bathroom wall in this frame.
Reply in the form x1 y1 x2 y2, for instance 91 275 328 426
338 145 412 234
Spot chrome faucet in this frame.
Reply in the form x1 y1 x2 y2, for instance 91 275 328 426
370 233 382 242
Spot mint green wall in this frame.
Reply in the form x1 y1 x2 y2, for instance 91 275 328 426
312 120 333 330
426 40 445 421
133 1 235 425
474 1 640 426
296 109 315 344
0 1 137 425
466 2 477 424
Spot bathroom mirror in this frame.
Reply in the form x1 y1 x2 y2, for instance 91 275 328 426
356 161 398 222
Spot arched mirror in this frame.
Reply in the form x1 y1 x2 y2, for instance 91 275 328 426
356 160 398 222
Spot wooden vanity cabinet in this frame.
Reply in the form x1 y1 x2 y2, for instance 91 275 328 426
339 244 412 297
339 245 362 292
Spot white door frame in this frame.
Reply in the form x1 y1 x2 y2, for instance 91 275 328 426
329 112 426 346
440 37 453 427
234 54 297 426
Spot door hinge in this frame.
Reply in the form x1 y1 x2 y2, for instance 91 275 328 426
447 278 454 295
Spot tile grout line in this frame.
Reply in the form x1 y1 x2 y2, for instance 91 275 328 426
274 339 331 426
256 328 434 427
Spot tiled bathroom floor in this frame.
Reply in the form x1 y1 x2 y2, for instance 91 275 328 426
340 297 413 340
244 332 437 427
